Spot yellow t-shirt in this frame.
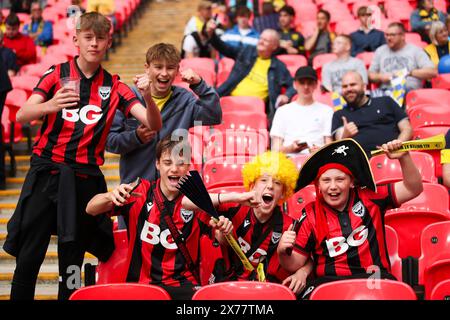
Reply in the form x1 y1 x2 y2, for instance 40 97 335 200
152 91 173 111
441 149 450 164
87 0 115 16
231 57 271 101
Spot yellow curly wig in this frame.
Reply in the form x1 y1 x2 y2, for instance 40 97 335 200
242 151 299 202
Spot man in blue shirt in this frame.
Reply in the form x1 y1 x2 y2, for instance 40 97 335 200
22 1 53 47
221 6 259 49
350 6 385 57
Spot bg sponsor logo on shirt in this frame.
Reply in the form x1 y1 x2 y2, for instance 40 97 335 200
325 225 368 258
62 105 103 125
140 221 177 250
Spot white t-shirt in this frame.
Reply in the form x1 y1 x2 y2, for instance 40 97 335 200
182 34 202 56
270 101 334 155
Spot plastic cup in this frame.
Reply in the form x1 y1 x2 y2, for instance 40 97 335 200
60 77 80 95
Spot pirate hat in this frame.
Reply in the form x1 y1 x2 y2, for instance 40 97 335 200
295 139 376 192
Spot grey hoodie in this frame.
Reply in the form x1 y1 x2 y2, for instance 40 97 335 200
106 79 222 182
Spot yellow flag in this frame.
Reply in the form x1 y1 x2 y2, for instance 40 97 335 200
371 134 446 156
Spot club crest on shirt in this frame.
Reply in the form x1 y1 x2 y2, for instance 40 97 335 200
180 208 194 223
98 86 111 100
271 232 281 244
146 201 154 212
352 201 365 217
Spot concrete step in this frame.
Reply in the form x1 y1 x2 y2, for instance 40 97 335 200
0 283 58 300
0 245 98 264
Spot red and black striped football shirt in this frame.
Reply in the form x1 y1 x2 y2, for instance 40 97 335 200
218 204 293 283
112 178 211 287
32 57 140 166
293 184 399 277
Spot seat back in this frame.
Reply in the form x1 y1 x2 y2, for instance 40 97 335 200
69 283 171 300
432 74 450 89
192 281 296 300
394 183 449 214
96 230 129 284
408 106 450 129
203 156 246 189
370 151 437 184
309 279 416 300
219 96 265 115
385 211 450 258
385 225 402 281
418 221 450 298
204 130 268 162
285 185 316 219
430 279 450 300
405 89 450 111
10 75 40 97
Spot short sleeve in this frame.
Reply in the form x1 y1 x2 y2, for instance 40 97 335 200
322 107 333 137
331 109 344 136
370 184 400 212
33 65 58 100
369 47 382 72
269 108 285 139
415 46 435 69
386 96 408 122
321 63 332 91
182 35 197 53
293 211 315 257
117 81 140 117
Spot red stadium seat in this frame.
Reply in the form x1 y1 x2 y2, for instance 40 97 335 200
312 53 337 80
207 185 246 194
179 58 216 86
313 90 333 106
385 225 403 281
69 283 171 300
418 221 450 299
432 74 450 89
175 67 216 87
392 183 449 214
405 89 450 112
202 156 246 189
297 21 317 37
370 151 437 184
356 52 375 69
199 235 223 286
216 57 234 86
217 57 235 75
430 279 450 300
192 281 296 300
10 75 40 97
309 279 416 300
212 111 268 133
408 106 450 129
276 54 308 75
413 126 450 140
385 210 450 258
187 133 204 173
289 154 310 170
285 184 316 219
96 230 128 284
335 19 360 35
219 96 265 115
204 130 268 162
20 63 53 77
